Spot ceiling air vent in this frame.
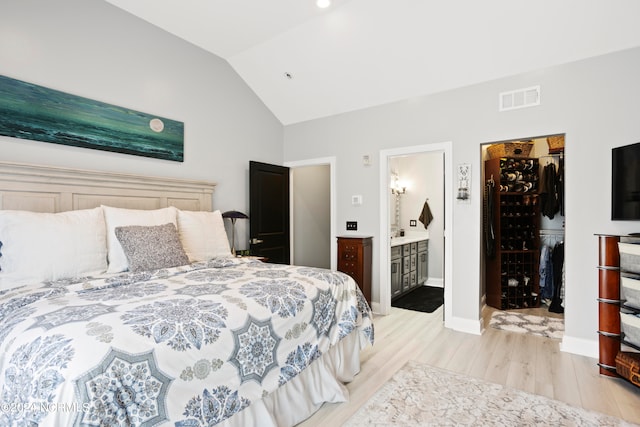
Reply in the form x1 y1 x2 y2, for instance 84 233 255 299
499 85 540 112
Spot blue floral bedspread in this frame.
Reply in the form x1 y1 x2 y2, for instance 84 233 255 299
0 257 374 426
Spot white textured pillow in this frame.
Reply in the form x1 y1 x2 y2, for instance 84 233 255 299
177 209 231 262
0 207 107 282
102 205 177 273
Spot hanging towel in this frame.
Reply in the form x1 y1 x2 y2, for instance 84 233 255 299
418 200 433 229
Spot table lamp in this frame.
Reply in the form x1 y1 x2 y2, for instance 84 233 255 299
222 210 249 255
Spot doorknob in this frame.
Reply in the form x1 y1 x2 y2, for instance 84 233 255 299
251 238 264 244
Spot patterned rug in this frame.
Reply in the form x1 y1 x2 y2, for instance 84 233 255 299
489 310 564 339
344 361 636 426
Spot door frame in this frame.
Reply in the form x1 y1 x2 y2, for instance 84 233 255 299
378 142 453 328
284 157 336 270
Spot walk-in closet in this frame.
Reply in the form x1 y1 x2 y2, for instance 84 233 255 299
483 135 565 317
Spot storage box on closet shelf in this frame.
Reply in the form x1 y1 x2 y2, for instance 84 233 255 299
546 135 565 154
487 141 533 159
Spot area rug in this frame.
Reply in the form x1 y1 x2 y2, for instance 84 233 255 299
489 310 564 339
344 361 635 426
391 285 443 313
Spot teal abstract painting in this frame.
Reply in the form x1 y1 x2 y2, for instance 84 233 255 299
0 75 184 162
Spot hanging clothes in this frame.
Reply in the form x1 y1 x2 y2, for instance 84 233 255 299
549 242 565 313
540 163 559 219
418 200 433 229
557 156 565 216
484 180 495 257
539 244 553 301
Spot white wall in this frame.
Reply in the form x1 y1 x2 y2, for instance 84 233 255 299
284 46 640 357
292 165 330 268
0 0 283 251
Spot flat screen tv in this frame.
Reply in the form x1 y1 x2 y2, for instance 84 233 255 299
612 142 640 220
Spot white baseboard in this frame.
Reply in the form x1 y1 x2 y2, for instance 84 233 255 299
446 315 482 336
560 335 598 359
425 278 444 288
370 302 386 315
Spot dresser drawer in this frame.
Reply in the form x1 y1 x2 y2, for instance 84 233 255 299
410 270 417 288
340 250 359 262
402 273 410 292
621 311 640 348
402 244 412 257
403 256 410 272
391 245 402 260
622 275 640 310
410 253 417 271
620 242 640 274
337 236 372 304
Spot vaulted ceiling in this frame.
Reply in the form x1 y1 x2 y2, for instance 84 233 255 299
105 0 640 125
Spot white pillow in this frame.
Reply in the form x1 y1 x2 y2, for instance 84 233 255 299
0 207 107 282
102 205 177 273
177 209 231 262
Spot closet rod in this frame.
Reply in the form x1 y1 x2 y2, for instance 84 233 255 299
539 229 565 235
539 153 564 159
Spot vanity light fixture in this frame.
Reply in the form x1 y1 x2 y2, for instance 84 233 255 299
316 0 331 8
390 174 407 195
391 185 407 195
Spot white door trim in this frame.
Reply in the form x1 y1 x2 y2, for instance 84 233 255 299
378 142 453 329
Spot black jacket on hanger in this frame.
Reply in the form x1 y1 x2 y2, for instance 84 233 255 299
557 156 564 216
541 163 559 219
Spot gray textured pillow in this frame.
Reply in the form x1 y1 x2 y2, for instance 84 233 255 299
114 223 189 272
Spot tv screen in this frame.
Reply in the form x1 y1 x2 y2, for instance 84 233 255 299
612 142 640 220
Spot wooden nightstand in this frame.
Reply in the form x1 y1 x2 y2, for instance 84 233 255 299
337 236 372 304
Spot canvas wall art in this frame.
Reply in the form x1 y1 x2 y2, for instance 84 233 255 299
0 75 184 162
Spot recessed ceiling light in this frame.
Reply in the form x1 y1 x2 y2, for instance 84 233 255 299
316 0 331 8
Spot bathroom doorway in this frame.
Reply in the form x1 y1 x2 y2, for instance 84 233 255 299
379 142 453 325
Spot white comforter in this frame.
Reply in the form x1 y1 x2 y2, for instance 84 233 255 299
0 257 374 426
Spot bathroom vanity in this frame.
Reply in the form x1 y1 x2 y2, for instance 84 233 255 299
391 233 429 300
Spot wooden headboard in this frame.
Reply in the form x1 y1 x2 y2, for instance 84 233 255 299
0 162 216 213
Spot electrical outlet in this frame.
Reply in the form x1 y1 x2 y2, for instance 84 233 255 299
346 221 358 231
410 220 417 227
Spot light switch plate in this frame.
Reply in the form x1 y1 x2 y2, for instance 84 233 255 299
346 221 358 231
352 195 363 206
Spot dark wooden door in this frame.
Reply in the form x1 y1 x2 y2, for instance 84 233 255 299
249 161 290 264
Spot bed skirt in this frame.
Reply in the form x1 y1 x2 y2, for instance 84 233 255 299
223 330 367 426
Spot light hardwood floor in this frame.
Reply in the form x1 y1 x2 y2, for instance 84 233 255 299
300 306 640 426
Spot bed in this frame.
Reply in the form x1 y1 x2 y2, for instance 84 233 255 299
0 162 374 426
